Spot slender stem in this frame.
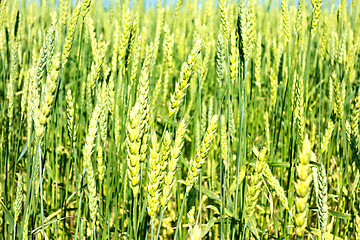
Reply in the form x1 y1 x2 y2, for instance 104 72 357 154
155 208 165 240
38 141 45 240
173 190 189 240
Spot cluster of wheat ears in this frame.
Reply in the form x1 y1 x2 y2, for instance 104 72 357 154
0 0 360 239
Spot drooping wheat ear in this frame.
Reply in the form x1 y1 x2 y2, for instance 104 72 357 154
311 0 323 39
332 72 345 121
83 105 100 224
159 130 172 183
262 161 289 210
220 115 228 168
126 103 142 197
313 164 328 239
161 119 187 208
34 56 61 138
295 136 312 237
169 39 203 117
219 0 228 39
14 174 23 223
147 133 161 218
229 30 239 85
281 0 290 43
254 33 262 89
295 0 304 35
320 120 334 154
81 0 92 19
345 121 360 169
186 115 218 191
216 33 225 86
62 2 81 67
66 89 77 148
294 71 305 143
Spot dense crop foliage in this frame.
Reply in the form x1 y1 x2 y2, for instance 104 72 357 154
0 0 360 239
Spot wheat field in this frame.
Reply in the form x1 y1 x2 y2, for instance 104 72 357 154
0 0 359 239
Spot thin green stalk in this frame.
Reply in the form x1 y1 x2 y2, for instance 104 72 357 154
174 189 189 240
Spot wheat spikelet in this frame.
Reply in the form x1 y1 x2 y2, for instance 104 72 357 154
294 71 305 143
332 72 345 120
313 164 328 239
281 0 290 43
294 136 312 236
219 0 228 39
311 0 323 39
130 34 141 87
254 33 262 89
244 158 263 220
147 133 161 218
96 137 105 183
162 24 174 103
59 0 69 26
169 40 203 117
295 0 304 35
352 93 360 136
345 121 360 168
81 0 92 19
161 119 187 207
159 130 172 183
262 161 289 210
229 30 238 85
83 105 100 224
33 56 61 138
62 2 81 67
246 0 255 54
320 120 334 154
220 115 228 167
127 103 142 196
89 41 109 90
216 33 225 86
186 115 218 191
